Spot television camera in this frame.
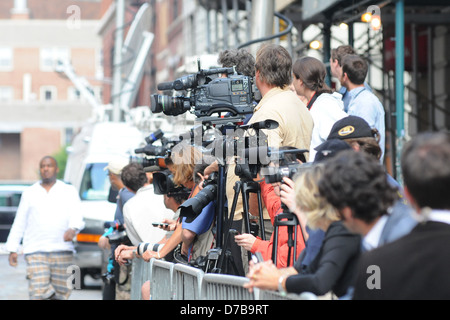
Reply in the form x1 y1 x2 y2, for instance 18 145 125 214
150 66 260 118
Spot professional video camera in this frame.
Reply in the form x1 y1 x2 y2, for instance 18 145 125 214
260 148 310 184
231 120 280 181
152 170 191 197
178 172 218 223
150 66 260 118
130 129 179 171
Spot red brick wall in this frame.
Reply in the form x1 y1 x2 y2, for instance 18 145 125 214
20 128 62 181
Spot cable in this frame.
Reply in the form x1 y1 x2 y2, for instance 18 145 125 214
237 12 293 49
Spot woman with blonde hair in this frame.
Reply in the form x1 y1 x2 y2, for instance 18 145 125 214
245 164 361 298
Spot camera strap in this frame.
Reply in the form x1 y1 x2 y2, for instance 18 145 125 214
306 92 319 111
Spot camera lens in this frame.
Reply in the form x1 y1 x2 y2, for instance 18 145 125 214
150 94 189 116
179 184 217 223
152 171 174 195
150 94 163 113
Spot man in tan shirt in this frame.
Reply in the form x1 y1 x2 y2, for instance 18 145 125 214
225 44 313 275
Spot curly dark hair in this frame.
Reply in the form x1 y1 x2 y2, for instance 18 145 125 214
318 150 398 224
217 48 255 77
120 163 148 192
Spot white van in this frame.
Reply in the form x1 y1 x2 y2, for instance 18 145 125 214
64 121 144 286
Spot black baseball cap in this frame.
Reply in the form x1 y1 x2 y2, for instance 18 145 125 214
314 139 352 163
327 116 374 140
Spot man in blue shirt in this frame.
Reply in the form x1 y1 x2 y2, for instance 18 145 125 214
330 45 372 112
340 54 385 162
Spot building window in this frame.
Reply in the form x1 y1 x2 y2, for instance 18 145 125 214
0 47 13 71
0 87 13 102
68 87 81 101
40 86 57 101
40 47 70 72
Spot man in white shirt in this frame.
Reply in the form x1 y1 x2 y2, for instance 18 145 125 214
123 172 174 246
6 156 85 300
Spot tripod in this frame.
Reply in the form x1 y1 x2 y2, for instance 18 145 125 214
271 204 305 267
213 173 267 273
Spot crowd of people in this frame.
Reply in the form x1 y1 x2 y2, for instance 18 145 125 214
5 43 450 300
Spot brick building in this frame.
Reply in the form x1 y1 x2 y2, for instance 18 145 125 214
0 0 103 181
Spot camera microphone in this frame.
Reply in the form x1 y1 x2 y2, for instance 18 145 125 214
157 81 174 91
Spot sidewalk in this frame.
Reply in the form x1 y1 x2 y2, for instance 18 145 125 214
0 244 102 300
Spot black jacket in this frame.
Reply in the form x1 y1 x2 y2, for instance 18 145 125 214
286 221 361 297
353 221 450 300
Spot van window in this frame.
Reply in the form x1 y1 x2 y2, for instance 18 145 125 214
79 163 111 200
0 193 22 207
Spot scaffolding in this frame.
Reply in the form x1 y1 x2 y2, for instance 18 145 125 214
189 0 450 179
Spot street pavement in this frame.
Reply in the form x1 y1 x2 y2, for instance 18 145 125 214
0 244 102 300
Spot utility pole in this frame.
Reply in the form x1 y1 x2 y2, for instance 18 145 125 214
249 0 275 55
395 0 405 182
112 0 125 122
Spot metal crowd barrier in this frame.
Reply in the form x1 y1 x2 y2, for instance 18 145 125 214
173 263 204 300
200 272 258 300
130 258 318 300
130 258 152 300
149 259 175 300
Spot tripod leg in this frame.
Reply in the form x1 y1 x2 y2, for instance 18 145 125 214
256 189 266 241
241 187 253 262
217 181 242 273
272 223 278 266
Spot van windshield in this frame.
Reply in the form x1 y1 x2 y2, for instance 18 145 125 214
79 163 111 201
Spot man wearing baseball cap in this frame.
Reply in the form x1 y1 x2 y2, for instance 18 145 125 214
100 157 135 299
317 115 417 254
324 115 383 161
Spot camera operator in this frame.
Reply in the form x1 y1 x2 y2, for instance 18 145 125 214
244 164 361 298
103 163 147 300
206 44 314 275
122 171 173 246
115 185 189 300
171 145 217 262
122 145 215 266
98 158 135 300
136 191 189 300
98 158 134 251
234 149 307 268
217 48 256 124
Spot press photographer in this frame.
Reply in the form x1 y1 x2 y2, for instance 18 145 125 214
114 168 190 266
100 162 147 300
234 147 309 268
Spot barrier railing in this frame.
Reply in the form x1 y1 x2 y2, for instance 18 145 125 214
130 258 318 300
130 258 152 300
200 273 258 300
173 263 204 300
149 259 175 300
